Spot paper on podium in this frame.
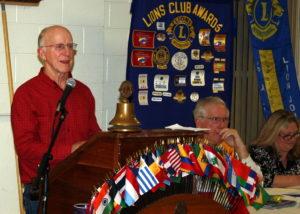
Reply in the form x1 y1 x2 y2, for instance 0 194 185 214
165 123 210 132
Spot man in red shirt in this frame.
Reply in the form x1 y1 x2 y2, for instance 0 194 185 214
11 25 101 213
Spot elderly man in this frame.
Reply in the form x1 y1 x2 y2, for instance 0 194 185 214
11 25 101 213
193 96 262 178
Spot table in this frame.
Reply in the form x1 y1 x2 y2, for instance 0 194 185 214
249 187 300 213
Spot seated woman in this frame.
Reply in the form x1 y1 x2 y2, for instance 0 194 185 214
249 109 300 188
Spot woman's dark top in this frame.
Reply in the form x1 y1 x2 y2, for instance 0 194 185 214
249 145 300 187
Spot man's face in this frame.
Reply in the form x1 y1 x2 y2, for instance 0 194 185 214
38 27 75 76
195 103 229 145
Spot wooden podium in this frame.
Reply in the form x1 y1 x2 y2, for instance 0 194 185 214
47 129 205 213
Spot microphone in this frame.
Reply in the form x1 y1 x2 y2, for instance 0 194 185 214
56 78 76 113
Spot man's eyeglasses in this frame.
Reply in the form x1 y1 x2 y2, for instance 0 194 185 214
200 116 229 123
279 132 300 141
40 43 78 51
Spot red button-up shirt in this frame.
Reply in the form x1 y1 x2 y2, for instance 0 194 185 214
11 70 101 184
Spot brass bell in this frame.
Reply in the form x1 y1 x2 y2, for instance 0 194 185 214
108 81 141 132
109 102 141 132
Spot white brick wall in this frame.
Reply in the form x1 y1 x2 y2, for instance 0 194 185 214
0 0 299 213
0 0 131 212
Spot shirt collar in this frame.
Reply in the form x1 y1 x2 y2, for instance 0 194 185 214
38 67 73 90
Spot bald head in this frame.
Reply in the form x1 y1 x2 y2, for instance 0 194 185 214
193 96 229 120
37 25 75 83
38 25 73 47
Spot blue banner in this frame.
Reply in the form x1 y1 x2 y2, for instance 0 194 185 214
126 0 235 128
246 0 300 118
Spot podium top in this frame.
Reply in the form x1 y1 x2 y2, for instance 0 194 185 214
47 129 205 213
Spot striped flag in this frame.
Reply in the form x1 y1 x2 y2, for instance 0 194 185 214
113 166 126 196
160 147 181 182
124 166 139 206
184 144 204 176
91 182 112 214
165 146 181 175
136 157 159 195
98 193 111 214
103 181 115 214
91 182 109 212
178 144 194 176
112 166 126 213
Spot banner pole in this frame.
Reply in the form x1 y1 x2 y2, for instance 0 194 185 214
1 2 24 214
1 3 13 103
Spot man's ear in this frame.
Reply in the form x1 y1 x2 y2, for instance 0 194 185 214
195 118 202 127
37 47 46 63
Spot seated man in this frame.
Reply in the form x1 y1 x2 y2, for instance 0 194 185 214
193 96 262 179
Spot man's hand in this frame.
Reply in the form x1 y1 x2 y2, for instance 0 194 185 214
71 141 86 153
219 128 264 182
219 128 248 159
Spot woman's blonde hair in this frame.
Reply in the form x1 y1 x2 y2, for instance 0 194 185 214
252 109 300 159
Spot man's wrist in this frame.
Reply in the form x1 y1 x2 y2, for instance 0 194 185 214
241 155 263 182
235 144 249 159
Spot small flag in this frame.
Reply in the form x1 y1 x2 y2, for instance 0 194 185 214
197 144 212 177
91 182 110 211
124 166 139 206
225 155 238 188
93 182 112 214
160 147 181 183
136 157 159 195
251 185 270 209
231 158 258 198
204 145 227 180
113 166 126 196
148 151 170 190
185 144 204 176
107 179 125 214
178 144 194 176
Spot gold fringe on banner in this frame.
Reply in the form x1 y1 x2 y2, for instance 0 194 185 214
259 50 284 112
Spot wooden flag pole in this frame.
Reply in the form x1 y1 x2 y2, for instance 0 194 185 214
1 1 41 213
1 2 24 213
1 3 13 103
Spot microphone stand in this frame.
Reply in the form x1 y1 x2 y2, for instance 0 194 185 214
30 107 68 214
